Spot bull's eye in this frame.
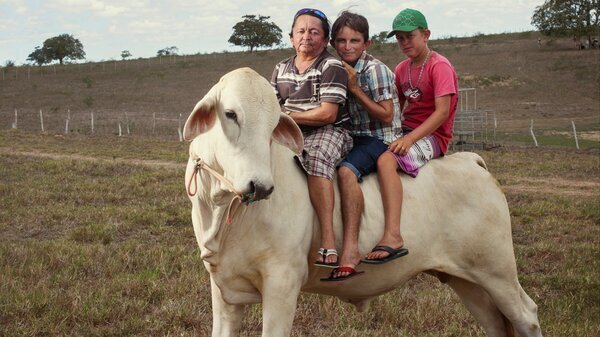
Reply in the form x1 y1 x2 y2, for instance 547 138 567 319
225 110 238 122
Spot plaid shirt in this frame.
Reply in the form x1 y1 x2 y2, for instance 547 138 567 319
347 52 402 144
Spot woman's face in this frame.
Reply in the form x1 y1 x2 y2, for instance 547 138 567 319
290 14 329 57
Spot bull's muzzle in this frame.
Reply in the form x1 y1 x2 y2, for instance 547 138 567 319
245 181 274 203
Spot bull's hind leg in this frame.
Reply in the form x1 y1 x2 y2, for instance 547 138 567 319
456 263 542 337
210 279 244 337
480 278 542 337
445 275 515 337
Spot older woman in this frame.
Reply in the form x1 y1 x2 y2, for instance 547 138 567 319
271 8 351 269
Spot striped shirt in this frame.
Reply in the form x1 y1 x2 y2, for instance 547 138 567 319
271 50 348 132
347 52 402 144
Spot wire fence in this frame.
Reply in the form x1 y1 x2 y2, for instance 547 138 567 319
1 86 598 148
1 108 185 141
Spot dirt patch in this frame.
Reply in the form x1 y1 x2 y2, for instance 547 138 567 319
0 148 181 169
547 130 600 142
501 176 600 197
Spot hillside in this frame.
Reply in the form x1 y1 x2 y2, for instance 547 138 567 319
1 32 598 138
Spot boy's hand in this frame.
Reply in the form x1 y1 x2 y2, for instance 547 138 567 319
341 61 360 93
389 136 416 156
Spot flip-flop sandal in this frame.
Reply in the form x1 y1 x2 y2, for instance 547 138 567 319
360 245 409 265
314 248 339 268
320 266 365 282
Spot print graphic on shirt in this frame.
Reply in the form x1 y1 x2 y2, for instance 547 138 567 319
401 82 423 102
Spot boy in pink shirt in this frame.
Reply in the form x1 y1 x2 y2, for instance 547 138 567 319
363 8 458 263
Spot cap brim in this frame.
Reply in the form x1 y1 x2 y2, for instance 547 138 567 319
387 25 420 38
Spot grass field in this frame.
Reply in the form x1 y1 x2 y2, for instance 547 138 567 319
0 130 598 336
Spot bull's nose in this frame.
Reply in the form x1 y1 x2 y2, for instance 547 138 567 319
249 181 274 200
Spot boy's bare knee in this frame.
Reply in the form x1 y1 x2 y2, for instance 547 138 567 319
338 166 358 182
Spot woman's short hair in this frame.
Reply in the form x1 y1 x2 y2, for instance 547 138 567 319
289 8 330 38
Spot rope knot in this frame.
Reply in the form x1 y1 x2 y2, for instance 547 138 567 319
186 156 250 225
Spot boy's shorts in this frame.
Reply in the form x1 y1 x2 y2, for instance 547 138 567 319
295 124 353 180
389 134 442 177
339 136 388 182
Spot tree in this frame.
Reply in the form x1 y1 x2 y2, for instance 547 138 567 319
370 31 391 50
27 46 48 66
532 0 600 47
121 50 132 60
157 46 178 57
228 15 282 52
41 34 86 64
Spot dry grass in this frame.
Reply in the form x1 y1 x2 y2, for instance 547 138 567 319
0 130 599 336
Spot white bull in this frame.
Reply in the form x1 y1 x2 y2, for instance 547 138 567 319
183 67 542 337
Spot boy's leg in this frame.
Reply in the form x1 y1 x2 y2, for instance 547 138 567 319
365 152 405 261
333 137 388 278
335 166 363 277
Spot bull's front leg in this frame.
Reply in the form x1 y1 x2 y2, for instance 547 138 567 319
260 270 304 336
210 278 244 337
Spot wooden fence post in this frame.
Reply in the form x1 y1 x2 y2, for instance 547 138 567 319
492 113 497 146
153 112 156 134
178 113 183 142
91 112 94 133
530 119 538 147
39 109 45 133
571 120 580 149
12 109 18 129
65 109 71 134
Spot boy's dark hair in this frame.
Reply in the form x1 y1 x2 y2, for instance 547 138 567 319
331 11 370 43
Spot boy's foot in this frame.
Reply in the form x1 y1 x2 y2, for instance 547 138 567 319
320 266 364 282
361 245 408 265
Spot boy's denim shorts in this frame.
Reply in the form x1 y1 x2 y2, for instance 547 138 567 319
338 136 388 182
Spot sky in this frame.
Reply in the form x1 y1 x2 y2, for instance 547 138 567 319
0 0 543 65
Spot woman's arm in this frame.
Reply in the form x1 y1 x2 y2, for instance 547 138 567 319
287 102 339 126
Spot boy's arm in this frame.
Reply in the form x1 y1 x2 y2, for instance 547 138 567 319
388 95 450 155
343 61 394 124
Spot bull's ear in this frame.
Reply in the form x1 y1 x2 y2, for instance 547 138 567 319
183 87 218 141
272 113 304 154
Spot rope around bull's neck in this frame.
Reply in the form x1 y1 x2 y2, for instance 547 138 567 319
186 157 253 224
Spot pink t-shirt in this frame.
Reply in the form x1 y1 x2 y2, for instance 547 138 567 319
394 51 458 154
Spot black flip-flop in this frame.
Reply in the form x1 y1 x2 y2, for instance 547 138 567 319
320 266 365 282
360 245 409 265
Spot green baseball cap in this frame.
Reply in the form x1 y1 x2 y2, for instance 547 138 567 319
386 8 428 38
